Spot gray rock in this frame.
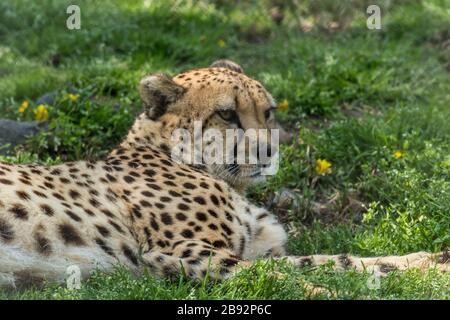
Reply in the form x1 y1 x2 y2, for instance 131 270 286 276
268 187 300 223
271 187 298 209
35 91 59 105
35 85 79 105
0 119 47 155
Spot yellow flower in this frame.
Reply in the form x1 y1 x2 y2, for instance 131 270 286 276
67 93 79 102
278 99 289 111
315 159 332 175
18 100 29 113
217 39 226 48
393 150 404 159
34 104 49 122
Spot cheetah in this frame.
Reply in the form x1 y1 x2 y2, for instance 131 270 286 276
0 60 448 288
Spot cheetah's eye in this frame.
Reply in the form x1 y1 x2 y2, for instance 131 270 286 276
264 109 271 120
217 109 237 122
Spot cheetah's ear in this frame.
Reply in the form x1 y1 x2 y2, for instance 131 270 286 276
139 73 186 120
210 59 244 74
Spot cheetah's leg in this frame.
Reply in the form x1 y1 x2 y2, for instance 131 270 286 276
285 251 450 274
0 244 118 289
140 240 246 280
142 243 449 280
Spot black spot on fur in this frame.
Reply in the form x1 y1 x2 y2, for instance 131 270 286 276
162 173 175 180
65 210 82 222
9 205 28 220
225 211 233 222
438 249 450 264
144 169 156 177
183 182 196 189
178 203 190 211
213 240 226 249
169 190 181 197
147 183 162 191
220 223 233 235
159 143 171 154
164 230 174 239
221 258 238 267
160 196 172 203
193 196 206 205
150 219 160 231
106 174 117 182
195 212 207 222
89 198 100 208
142 191 154 198
33 190 47 198
52 192 65 201
379 264 398 273
199 250 212 257
16 191 31 200
187 259 201 265
176 212 187 221
207 209 218 218
122 244 139 266
338 254 352 268
132 206 143 218
35 233 52 255
299 257 313 267
0 178 13 185
19 178 32 185
95 225 111 237
58 224 86 246
123 175 135 183
60 178 70 184
238 236 246 256
214 183 223 192
164 181 176 187
139 200 151 209
181 249 192 258
0 218 14 242
156 240 166 248
181 229 194 239
210 195 219 206
182 197 192 203
40 204 54 216
84 209 95 217
208 223 218 230
109 220 125 234
257 213 268 220
161 213 173 225
155 202 165 209
96 238 115 256
69 190 81 200
172 240 184 249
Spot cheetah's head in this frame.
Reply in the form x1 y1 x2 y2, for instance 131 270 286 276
138 60 284 190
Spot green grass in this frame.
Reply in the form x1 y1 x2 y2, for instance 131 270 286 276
2 260 450 300
0 0 449 299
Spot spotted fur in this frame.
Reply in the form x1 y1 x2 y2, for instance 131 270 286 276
0 60 447 288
